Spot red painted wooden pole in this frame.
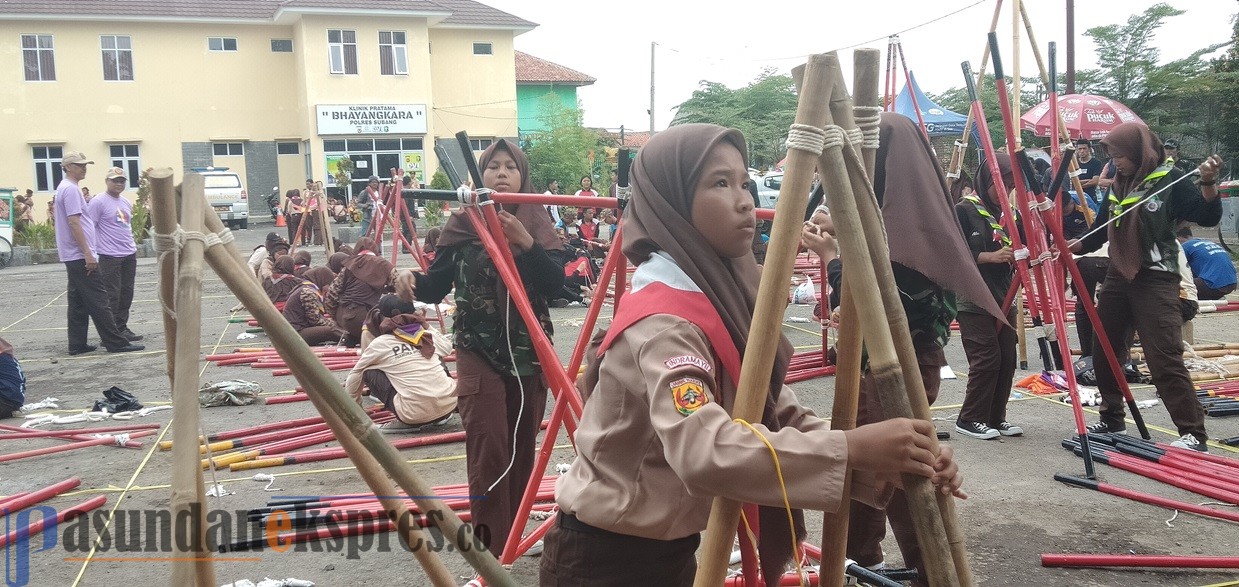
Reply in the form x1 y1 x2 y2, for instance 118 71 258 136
0 477 81 512
1041 554 1239 569
1055 473 1239 523
0 431 155 463
0 495 107 549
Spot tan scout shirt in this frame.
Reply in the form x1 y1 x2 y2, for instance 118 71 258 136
344 332 457 425
557 313 882 541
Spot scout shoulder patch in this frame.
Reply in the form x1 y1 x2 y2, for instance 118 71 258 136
664 355 712 373
670 377 710 417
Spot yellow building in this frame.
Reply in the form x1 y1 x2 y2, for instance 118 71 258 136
0 0 534 223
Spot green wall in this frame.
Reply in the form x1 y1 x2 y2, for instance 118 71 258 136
517 85 579 134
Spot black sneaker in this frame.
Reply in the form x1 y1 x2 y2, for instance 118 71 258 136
1169 434 1208 452
955 420 999 440
68 345 98 356
121 330 144 342
994 422 1024 437
1086 421 1126 435
107 344 146 353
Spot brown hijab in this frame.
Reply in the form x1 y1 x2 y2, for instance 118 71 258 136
272 255 295 277
1101 122 1165 281
328 252 350 274
874 113 1004 320
621 123 797 585
346 237 394 288
437 139 560 252
302 266 336 291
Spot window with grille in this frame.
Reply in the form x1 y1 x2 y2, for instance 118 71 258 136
109 144 141 189
277 142 300 155
327 29 358 75
213 143 244 156
101 35 134 81
32 146 64 192
21 34 55 81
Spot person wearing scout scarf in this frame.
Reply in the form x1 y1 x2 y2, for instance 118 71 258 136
262 255 301 305
954 153 1021 441
281 266 345 346
325 237 395 347
539 124 964 587
1072 122 1224 452
344 307 456 433
394 139 566 555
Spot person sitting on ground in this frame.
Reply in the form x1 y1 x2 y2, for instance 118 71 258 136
1177 226 1237 300
0 337 26 419
249 232 285 279
422 227 441 265
325 236 395 347
578 207 602 255
282 266 345 345
328 251 350 274
292 250 312 277
345 306 456 434
597 209 618 248
263 255 302 305
556 207 581 240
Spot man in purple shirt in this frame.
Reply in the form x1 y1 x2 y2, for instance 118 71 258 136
88 167 143 342
53 152 142 355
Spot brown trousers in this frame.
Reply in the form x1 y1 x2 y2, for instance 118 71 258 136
336 302 370 347
296 324 343 346
847 348 944 584
539 514 699 586
1093 269 1206 441
454 348 547 555
957 308 1018 426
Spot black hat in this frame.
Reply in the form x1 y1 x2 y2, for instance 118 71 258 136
1164 139 1179 150
1074 138 1092 148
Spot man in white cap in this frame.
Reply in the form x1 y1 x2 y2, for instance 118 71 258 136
87 167 143 342
53 152 143 355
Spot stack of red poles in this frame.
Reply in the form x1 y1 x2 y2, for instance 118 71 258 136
205 347 360 377
0 477 107 549
1063 434 1239 505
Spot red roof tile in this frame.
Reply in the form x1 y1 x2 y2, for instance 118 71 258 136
515 51 596 86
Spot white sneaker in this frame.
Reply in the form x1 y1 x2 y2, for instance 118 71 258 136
522 539 544 557
1169 434 1207 452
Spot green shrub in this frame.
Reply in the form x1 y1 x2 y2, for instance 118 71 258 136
15 221 55 250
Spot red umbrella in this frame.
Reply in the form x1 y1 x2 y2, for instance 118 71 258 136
1020 94 1144 141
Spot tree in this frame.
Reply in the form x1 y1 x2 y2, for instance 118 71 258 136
671 68 798 169
524 94 607 193
930 75 1041 155
1212 8 1239 164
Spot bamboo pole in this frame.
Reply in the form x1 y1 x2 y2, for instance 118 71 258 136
817 53 961 587
1011 0 1021 148
817 47 880 587
1017 2 1095 224
149 169 179 383
158 172 216 587
197 206 489 587
948 0 1005 188
317 181 335 255
692 53 835 587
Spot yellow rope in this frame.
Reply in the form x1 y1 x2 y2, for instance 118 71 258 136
1 290 67 331
733 418 807 587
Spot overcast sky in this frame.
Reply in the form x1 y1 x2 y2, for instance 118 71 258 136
484 0 1236 131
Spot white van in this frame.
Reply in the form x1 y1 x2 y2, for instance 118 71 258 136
196 167 249 229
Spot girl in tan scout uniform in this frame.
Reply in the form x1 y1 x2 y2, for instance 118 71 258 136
540 124 964 586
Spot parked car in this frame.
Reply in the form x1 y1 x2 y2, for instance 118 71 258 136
196 167 248 229
755 172 782 209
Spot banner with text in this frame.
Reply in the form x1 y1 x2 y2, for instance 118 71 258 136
317 104 427 135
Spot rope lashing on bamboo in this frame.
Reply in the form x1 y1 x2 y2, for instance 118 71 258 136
786 123 828 155
845 127 865 149
853 105 882 150
152 227 212 319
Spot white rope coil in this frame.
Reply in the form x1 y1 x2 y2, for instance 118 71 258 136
203 231 223 249
1069 168 1085 178
1033 198 1055 212
153 229 183 254
854 105 882 149
787 123 828 155
456 184 473 204
216 227 236 246
1013 247 1030 261
844 127 864 148
821 125 848 151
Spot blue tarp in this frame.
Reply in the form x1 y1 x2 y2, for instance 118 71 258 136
894 72 968 137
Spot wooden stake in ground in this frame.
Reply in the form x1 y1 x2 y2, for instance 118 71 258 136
149 169 179 384
196 203 505 587
815 53 962 587
818 47 881 587
693 52 834 587
154 172 216 587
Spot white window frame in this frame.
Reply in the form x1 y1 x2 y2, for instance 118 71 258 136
469 138 494 152
213 142 244 156
21 34 56 82
101 34 134 81
327 29 358 75
32 145 64 192
109 144 141 189
379 31 408 76
208 37 238 52
472 42 493 56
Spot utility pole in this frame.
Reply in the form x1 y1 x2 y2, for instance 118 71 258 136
1066 0 1076 94
649 41 656 133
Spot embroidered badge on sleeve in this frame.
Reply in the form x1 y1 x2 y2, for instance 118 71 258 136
664 355 712 373
670 377 709 417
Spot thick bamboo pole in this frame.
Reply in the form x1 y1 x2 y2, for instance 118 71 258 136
948 0 1005 188
197 207 483 587
692 53 834 587
816 53 960 587
159 172 216 587
817 47 881 587
1011 0 1021 147
317 182 335 255
149 169 179 383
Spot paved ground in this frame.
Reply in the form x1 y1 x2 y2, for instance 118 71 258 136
1 221 1236 587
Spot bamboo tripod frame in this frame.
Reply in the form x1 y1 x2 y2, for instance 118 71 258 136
151 168 516 587
288 183 335 256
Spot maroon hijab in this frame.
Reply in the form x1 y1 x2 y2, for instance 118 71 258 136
437 139 560 252
622 123 798 585
1101 122 1165 280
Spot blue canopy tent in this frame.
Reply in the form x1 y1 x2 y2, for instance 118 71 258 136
893 72 968 137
